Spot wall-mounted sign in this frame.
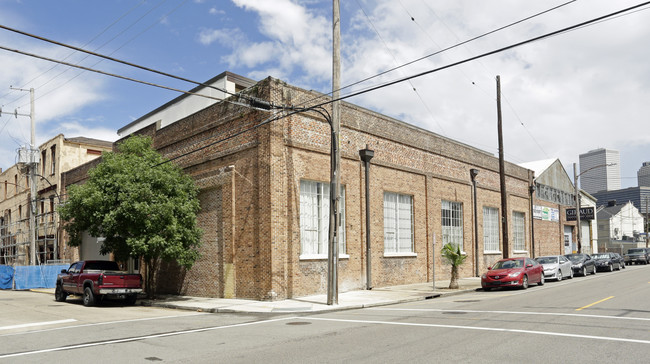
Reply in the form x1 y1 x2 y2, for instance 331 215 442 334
566 207 595 221
533 205 559 222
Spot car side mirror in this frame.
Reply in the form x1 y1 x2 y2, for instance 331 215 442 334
487 267 492 270
526 264 533 268
60 269 67 274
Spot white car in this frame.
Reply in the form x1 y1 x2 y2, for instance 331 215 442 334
535 255 573 281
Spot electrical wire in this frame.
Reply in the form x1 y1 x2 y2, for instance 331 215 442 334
20 0 191 109
333 0 579 100
0 0 150 104
154 1 650 167
0 20 266 106
0 44 228 102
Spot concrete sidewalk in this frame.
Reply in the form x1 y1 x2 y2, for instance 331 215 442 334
30 277 482 313
140 277 482 313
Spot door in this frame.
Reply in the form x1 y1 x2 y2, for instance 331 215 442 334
564 226 573 255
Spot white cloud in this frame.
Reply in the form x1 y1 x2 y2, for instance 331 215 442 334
219 0 650 186
0 35 109 171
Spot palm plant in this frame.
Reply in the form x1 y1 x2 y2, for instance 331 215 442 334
441 243 468 289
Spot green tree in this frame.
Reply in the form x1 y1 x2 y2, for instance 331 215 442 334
59 135 202 297
440 243 467 289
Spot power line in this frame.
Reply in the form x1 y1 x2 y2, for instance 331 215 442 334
156 1 650 167
335 0 579 98
0 20 271 107
0 0 149 104
322 1 650 111
18 0 191 109
354 0 447 135
0 44 227 102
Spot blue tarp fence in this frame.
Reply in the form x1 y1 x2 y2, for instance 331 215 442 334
0 265 68 290
0 265 13 289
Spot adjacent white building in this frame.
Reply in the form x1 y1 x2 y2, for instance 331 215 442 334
579 148 620 195
597 201 645 253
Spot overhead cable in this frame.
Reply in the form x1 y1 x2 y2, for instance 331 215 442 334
155 1 650 166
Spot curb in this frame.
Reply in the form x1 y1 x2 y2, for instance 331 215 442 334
141 287 479 314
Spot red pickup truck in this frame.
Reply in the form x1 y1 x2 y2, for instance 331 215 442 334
55 260 143 306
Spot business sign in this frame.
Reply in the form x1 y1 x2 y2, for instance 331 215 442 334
565 207 595 221
533 205 559 222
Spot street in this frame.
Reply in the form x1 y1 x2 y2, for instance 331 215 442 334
2 264 650 363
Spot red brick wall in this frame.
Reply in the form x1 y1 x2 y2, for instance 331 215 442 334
112 77 536 300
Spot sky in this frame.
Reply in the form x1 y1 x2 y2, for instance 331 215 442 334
0 0 648 190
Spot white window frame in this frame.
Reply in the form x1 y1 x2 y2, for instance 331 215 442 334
299 180 346 260
442 200 464 252
383 192 415 256
483 207 500 253
512 211 526 252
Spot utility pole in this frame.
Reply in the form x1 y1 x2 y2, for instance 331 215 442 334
8 87 37 265
496 76 509 258
327 0 341 305
574 163 582 253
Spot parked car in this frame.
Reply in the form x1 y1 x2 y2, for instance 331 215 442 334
613 253 626 269
565 253 597 276
623 248 649 265
535 255 573 281
591 253 622 272
481 257 544 291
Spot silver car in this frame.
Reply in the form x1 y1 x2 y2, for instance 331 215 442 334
535 255 573 281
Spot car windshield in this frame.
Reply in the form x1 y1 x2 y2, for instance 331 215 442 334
492 259 523 269
628 249 644 254
536 257 558 264
566 254 584 262
591 254 609 259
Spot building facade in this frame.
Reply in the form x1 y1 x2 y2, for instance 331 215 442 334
638 161 650 187
579 148 620 194
66 74 539 301
0 135 112 266
597 201 645 253
592 187 650 215
520 159 580 256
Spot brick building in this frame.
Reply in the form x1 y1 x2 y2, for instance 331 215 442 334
519 159 579 256
1 135 112 266
65 72 538 300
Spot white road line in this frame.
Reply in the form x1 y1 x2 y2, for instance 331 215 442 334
0 319 77 331
0 316 297 359
367 308 650 322
0 313 209 337
304 317 650 345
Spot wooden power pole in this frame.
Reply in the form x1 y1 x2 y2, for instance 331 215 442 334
497 76 509 258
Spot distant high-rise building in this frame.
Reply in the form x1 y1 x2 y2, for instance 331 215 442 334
638 161 650 187
579 148 620 194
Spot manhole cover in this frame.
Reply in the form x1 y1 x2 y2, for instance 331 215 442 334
286 321 312 326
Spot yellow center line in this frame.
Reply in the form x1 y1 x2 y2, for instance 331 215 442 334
576 296 615 311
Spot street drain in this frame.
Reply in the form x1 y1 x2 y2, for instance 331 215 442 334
454 300 480 303
144 357 163 362
286 321 312 326
442 311 467 315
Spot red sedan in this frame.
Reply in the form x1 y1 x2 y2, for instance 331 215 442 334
481 257 545 291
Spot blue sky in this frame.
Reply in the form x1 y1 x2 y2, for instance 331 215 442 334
0 0 649 189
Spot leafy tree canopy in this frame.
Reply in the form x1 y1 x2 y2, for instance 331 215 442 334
59 135 202 270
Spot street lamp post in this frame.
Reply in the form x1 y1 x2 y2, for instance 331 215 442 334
470 168 479 277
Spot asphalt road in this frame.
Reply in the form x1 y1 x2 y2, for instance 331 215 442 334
2 264 650 363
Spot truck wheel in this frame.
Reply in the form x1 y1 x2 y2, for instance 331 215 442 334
54 284 67 302
83 287 96 307
125 294 137 306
